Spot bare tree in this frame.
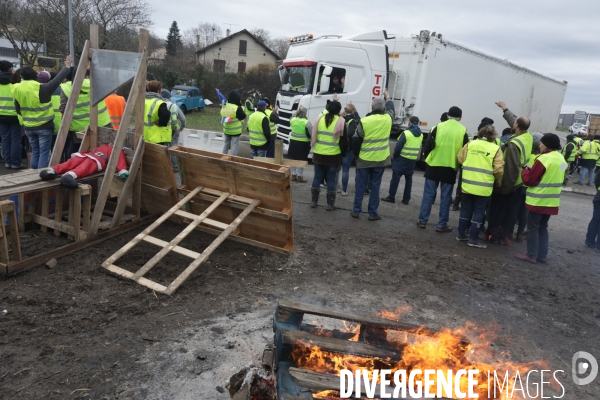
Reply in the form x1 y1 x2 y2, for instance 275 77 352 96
0 0 46 65
269 36 291 59
249 28 270 45
183 22 222 51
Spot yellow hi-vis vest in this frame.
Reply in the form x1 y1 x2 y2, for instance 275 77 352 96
289 117 310 142
12 80 55 128
561 141 576 162
525 151 566 208
425 119 466 170
51 93 61 133
314 115 341 156
399 130 423 160
580 140 600 161
64 79 111 131
221 103 242 135
359 114 391 162
143 97 171 144
245 99 254 116
596 140 600 166
265 109 277 137
248 112 268 147
505 131 533 186
461 139 500 197
0 83 17 117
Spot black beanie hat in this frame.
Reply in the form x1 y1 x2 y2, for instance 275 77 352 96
326 101 342 115
477 117 494 131
448 106 462 118
540 133 561 150
440 112 448 122
409 116 420 125
228 90 241 106
0 60 13 72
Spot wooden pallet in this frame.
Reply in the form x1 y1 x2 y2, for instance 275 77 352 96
102 186 260 295
273 301 461 399
0 200 22 275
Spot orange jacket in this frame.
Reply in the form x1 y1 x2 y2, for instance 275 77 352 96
104 93 126 130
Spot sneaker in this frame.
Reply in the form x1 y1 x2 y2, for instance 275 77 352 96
350 211 360 218
341 191 348 196
514 253 537 264
456 236 468 242
537 257 548 264
586 183 592 186
320 183 325 188
468 242 487 249
368 214 381 221
296 176 307 183
436 226 452 233
416 221 426 229
585 241 596 248
452 204 460 211
574 181 582 185
381 197 395 203
337 187 342 193
568 174 573 178
401 200 409 205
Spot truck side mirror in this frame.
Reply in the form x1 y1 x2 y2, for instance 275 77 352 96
317 65 333 95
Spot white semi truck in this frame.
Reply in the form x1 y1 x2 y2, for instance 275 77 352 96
275 30 567 148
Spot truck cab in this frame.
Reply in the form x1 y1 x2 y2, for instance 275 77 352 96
275 31 390 150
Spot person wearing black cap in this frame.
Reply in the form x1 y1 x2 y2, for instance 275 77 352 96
417 106 469 232
562 134 578 183
515 133 566 264
381 115 422 205
220 90 245 156
247 100 272 159
585 166 600 253
0 60 23 169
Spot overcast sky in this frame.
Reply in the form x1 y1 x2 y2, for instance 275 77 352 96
148 0 599 115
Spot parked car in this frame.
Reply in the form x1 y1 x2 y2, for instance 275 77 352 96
569 122 583 133
170 85 206 114
573 124 588 135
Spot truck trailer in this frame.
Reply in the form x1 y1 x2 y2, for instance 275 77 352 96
275 30 567 148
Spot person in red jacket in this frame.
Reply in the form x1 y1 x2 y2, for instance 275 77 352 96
38 144 129 189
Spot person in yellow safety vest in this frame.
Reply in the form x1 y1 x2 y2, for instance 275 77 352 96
244 95 255 118
483 101 534 245
595 135 600 175
340 103 360 195
161 89 186 170
381 115 423 205
220 90 246 156
455 125 504 248
563 134 578 178
104 91 126 131
575 133 600 186
247 100 273 159
417 105 469 231
584 164 600 252
0 60 24 169
12 55 72 169
515 133 566 264
351 91 395 220
262 98 280 158
143 81 172 145
288 105 312 183
453 116 495 211
310 100 348 211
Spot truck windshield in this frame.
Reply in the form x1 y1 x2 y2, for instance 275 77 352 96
279 65 316 94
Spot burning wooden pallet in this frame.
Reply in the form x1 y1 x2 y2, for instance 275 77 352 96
272 300 461 400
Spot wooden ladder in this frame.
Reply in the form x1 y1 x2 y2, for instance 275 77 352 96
102 186 260 295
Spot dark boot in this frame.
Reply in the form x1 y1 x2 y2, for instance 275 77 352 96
326 191 336 211
310 188 320 208
39 168 57 181
60 174 79 189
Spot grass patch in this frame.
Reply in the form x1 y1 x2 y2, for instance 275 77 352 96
185 106 228 132
555 126 569 132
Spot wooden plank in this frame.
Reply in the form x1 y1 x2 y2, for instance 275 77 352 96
54 188 63 236
282 329 401 360
104 264 167 292
110 136 144 229
254 157 308 168
174 210 229 231
40 190 49 233
89 24 99 151
82 185 91 233
0 171 105 198
69 188 82 241
131 192 229 281
225 166 237 195
163 199 260 295
141 182 173 197
89 47 147 235
135 28 149 148
274 139 283 164
49 40 90 166
143 236 200 259
30 214 78 237
6 215 154 276
5 202 21 262
102 186 203 268
17 194 24 231
0 206 9 264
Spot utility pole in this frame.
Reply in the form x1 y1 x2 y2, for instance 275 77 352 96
68 0 74 59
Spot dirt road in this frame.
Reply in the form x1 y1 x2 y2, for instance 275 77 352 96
1 166 599 399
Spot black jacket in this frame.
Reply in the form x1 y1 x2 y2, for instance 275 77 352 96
0 71 19 124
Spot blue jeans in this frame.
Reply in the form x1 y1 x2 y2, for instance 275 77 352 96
418 179 454 228
585 196 600 249
249 147 267 159
579 165 595 185
458 193 489 244
312 163 337 192
387 157 416 202
353 167 384 216
527 212 551 259
25 128 53 169
0 121 23 167
341 151 354 192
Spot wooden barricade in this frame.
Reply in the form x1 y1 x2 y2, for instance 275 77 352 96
0 200 21 275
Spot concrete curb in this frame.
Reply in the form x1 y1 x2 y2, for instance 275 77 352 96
562 186 596 197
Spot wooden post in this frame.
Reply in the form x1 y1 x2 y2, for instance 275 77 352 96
89 24 99 149
49 40 91 166
40 190 49 233
110 137 144 229
54 188 63 236
274 139 283 165
135 29 149 148
5 202 21 262
88 48 147 235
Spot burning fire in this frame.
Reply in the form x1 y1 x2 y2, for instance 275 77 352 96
294 313 550 400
